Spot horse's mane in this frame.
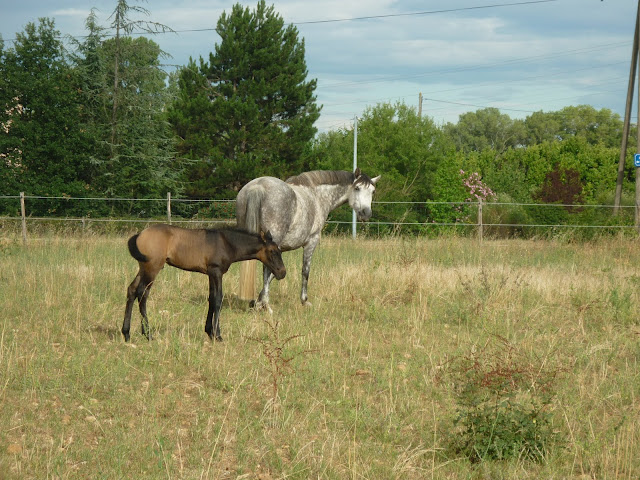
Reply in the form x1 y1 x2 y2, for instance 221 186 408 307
285 170 354 187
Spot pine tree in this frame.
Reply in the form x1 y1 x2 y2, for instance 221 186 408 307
169 1 320 198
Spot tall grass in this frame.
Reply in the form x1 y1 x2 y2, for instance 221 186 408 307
0 232 639 479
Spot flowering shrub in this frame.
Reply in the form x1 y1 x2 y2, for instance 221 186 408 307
454 170 496 223
461 170 496 204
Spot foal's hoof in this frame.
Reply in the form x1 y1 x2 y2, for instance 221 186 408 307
206 333 223 342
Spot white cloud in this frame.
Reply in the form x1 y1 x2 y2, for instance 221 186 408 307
1 0 636 130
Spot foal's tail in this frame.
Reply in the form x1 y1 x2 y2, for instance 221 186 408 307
127 234 148 263
238 187 263 300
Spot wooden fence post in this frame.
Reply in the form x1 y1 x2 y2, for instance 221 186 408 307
478 199 483 242
20 192 27 245
167 192 172 225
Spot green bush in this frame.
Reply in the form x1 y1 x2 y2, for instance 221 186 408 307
444 339 562 463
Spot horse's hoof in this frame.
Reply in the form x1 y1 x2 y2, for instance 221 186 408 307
123 333 130 342
251 300 272 314
215 336 223 342
302 300 312 307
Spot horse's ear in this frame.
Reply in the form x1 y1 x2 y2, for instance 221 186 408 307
354 167 361 177
371 175 381 185
259 230 273 243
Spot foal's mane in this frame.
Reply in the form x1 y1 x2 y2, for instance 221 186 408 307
285 170 354 187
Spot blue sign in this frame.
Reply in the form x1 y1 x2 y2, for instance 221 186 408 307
635 153 640 168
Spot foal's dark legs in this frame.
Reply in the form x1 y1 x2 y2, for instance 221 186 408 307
122 271 154 341
204 268 224 341
138 279 153 340
123 275 139 342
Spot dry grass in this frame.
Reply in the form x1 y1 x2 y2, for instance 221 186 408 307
0 232 639 478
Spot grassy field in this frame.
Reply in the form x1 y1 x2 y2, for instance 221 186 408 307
0 232 639 479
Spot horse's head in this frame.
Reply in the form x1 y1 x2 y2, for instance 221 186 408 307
259 231 286 280
348 168 380 221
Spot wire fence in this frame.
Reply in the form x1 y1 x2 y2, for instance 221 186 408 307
0 192 637 243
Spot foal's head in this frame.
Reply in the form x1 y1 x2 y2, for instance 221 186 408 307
258 231 286 280
348 168 380 221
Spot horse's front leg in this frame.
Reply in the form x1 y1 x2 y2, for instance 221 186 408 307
300 238 319 307
205 269 224 341
253 265 275 313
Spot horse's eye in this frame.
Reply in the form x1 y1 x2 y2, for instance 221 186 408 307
354 186 360 191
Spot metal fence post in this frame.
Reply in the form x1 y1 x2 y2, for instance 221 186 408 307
167 192 172 225
20 192 27 245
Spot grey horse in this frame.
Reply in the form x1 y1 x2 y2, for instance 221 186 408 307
236 168 380 310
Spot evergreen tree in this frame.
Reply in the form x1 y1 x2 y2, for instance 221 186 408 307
169 1 320 198
73 5 181 202
0 18 95 214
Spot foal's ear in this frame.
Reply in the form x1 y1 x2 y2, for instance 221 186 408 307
259 230 273 243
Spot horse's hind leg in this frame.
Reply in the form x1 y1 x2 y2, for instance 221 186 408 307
137 274 155 340
300 238 319 307
122 272 142 342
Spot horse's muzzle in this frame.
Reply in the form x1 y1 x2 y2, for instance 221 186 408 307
357 207 372 222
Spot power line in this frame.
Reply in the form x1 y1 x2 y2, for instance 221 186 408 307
0 0 559 43
295 0 559 25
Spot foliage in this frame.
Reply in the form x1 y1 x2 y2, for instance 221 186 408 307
0 18 95 211
444 107 527 154
310 102 448 230
78 2 180 203
0 6 180 217
535 165 584 207
444 339 562 462
169 0 320 198
0 2 636 228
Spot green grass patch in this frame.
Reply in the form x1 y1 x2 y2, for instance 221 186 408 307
0 233 639 478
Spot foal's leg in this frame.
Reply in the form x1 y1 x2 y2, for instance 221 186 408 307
137 274 155 340
205 268 224 341
122 272 142 341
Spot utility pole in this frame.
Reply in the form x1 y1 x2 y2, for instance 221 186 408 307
352 116 358 239
615 1 640 215
418 92 423 118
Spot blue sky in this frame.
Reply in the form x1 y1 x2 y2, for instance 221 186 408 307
1 1 637 132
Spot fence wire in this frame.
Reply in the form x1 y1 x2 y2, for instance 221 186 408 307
0 193 637 238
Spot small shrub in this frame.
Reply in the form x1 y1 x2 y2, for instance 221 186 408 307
442 338 562 463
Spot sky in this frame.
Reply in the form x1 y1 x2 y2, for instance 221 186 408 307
0 0 638 133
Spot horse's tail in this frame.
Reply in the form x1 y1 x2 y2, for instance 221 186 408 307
238 187 263 300
239 187 264 234
127 234 148 263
